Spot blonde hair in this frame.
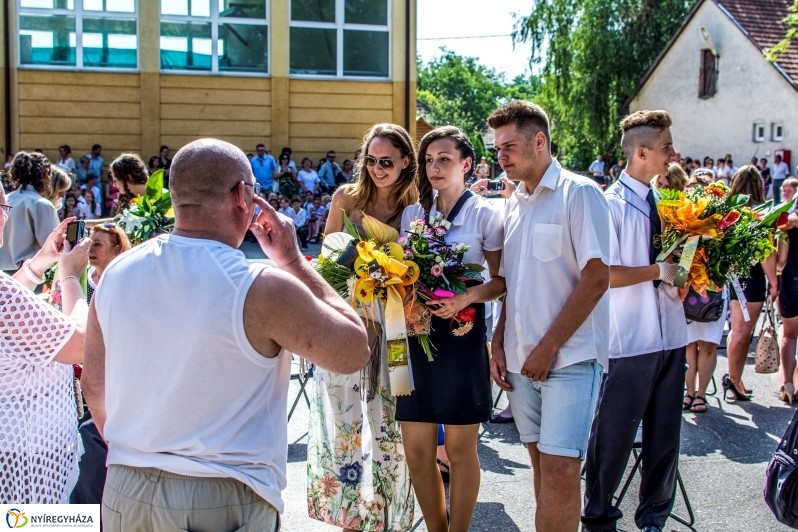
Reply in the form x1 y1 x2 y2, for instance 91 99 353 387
47 165 72 205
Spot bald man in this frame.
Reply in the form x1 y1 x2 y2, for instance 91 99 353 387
82 138 370 531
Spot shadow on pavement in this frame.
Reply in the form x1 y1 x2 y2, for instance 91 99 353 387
471 502 523 531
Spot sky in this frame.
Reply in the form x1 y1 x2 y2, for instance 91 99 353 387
416 0 534 81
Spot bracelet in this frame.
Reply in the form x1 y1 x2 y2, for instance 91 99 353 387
61 275 81 284
21 260 45 285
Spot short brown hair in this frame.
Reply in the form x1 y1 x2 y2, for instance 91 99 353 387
488 100 551 147
620 110 672 159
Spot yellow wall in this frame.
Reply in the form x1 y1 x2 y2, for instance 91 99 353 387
3 1 417 167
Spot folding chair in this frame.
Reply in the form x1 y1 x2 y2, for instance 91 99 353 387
612 431 696 528
288 356 314 422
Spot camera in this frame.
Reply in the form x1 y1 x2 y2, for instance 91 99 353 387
65 220 85 247
487 180 505 191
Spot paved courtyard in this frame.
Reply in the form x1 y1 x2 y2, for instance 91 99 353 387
242 240 797 531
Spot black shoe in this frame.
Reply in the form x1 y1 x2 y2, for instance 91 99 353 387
437 459 450 483
640 526 662 532
489 413 514 424
722 373 751 402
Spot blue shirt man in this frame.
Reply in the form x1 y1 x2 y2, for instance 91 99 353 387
251 144 278 191
317 151 340 191
85 144 104 181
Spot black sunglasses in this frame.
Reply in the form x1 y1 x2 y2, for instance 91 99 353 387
0 204 12 213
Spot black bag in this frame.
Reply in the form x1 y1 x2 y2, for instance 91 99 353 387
765 407 798 528
683 287 724 322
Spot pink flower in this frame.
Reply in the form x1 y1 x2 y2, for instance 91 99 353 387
433 288 455 298
431 264 444 277
434 226 447 236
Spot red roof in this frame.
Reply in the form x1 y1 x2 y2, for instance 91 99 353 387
718 0 798 85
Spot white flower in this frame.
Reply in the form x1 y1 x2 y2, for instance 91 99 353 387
345 276 357 298
120 210 146 234
441 219 452 230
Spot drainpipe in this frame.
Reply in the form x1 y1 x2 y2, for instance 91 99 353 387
4 0 11 158
404 0 411 130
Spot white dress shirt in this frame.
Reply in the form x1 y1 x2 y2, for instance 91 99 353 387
605 173 687 358
499 160 610 373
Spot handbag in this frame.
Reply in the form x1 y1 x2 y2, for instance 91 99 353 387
765 407 798 528
683 287 724 322
755 297 780 374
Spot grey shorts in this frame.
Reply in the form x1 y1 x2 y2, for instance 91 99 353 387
103 465 279 532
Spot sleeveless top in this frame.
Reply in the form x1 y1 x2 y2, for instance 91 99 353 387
95 234 292 511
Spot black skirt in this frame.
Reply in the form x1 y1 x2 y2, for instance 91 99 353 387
730 262 767 303
395 301 491 425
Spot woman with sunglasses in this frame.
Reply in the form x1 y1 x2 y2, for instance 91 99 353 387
395 126 505 531
277 153 297 197
308 124 418 531
0 180 91 502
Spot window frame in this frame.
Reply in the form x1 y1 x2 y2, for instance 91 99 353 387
753 121 766 143
159 0 270 76
698 48 717 99
17 0 140 71
772 121 785 142
289 0 392 80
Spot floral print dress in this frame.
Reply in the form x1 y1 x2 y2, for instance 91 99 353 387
307 302 414 531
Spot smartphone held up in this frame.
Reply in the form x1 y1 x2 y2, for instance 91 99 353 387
65 220 85 247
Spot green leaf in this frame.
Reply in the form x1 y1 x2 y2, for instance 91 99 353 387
726 194 749 209
758 200 794 228
342 210 362 240
146 169 165 199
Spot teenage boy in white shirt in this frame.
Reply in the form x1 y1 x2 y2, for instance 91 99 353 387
488 100 610 531
582 110 686 532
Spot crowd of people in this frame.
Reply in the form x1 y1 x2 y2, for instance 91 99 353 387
2 100 798 532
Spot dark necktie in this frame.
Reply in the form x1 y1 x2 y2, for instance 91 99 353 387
646 189 662 287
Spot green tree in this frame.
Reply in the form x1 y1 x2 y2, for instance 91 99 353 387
514 0 696 169
765 0 798 61
417 50 539 158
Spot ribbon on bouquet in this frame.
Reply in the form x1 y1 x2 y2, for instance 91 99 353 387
352 240 417 396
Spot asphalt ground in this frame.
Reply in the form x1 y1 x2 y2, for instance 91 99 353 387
240 238 796 531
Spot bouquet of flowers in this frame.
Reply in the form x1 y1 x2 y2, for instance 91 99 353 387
656 181 791 295
115 169 174 245
314 211 419 396
400 214 485 361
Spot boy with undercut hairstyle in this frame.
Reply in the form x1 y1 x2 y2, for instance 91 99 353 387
582 110 687 532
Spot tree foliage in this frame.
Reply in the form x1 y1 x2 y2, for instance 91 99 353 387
514 0 696 169
765 0 798 61
417 50 539 158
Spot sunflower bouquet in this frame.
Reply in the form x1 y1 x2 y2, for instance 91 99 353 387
400 214 485 361
314 211 419 396
656 181 791 294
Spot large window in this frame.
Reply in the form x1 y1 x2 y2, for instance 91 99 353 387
18 0 138 69
290 0 390 78
160 0 269 73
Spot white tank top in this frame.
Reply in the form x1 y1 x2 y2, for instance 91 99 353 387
95 235 291 511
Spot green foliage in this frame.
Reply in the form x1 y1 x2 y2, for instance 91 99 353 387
514 0 697 169
765 0 798 61
416 50 540 159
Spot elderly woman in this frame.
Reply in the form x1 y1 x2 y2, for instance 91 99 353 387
87 223 131 301
0 185 91 503
0 152 59 273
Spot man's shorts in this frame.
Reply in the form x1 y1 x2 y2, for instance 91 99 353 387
506 360 602 459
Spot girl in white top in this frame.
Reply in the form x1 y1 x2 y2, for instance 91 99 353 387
56 145 77 173
297 157 321 195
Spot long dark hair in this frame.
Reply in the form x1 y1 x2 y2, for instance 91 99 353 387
417 126 475 214
111 153 149 211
